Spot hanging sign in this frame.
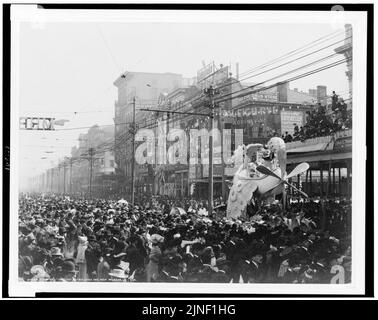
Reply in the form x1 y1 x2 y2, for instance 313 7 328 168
19 117 55 130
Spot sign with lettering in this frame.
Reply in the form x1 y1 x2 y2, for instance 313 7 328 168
189 164 197 180
237 89 278 104
280 111 303 135
222 105 280 118
197 63 215 83
19 117 55 130
202 164 223 177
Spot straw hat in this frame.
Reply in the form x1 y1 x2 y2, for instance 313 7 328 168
108 269 128 279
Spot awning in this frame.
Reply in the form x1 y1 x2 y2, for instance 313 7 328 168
286 136 334 153
287 142 330 153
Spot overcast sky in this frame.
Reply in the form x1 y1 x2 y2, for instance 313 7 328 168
16 18 350 182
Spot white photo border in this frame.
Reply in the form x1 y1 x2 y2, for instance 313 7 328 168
8 5 368 297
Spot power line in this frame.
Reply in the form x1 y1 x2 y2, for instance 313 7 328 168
216 58 348 104
238 29 345 78
215 35 352 93
215 53 346 102
96 23 121 74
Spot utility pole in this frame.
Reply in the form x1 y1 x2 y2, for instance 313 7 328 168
131 96 136 206
88 148 95 198
63 159 67 195
204 85 219 216
58 164 62 194
219 103 226 201
69 157 74 195
50 168 53 193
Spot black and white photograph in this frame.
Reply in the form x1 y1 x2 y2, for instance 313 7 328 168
4 3 371 297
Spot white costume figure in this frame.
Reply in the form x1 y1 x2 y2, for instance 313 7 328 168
227 137 287 219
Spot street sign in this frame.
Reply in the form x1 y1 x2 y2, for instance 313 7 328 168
19 117 55 130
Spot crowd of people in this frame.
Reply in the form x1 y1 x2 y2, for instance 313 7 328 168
18 193 351 284
282 92 352 143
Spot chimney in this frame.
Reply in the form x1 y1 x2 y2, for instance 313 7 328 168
236 62 239 80
316 85 327 104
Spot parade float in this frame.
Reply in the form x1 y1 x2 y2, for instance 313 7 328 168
227 137 310 219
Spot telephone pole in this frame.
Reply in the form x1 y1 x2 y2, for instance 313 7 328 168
204 85 219 216
219 103 226 201
69 157 74 194
49 169 53 193
58 163 62 194
131 96 136 206
88 148 95 198
63 158 67 195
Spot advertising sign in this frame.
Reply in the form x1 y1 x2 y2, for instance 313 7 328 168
280 111 304 135
197 63 215 83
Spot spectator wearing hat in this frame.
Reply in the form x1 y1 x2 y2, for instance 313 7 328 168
125 235 147 276
63 224 78 260
18 255 33 281
146 234 164 282
246 249 265 283
109 268 128 281
158 258 180 282
97 248 112 281
85 235 101 280
58 260 78 282
76 235 88 281
44 247 64 280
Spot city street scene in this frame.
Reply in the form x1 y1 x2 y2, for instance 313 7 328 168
15 9 358 286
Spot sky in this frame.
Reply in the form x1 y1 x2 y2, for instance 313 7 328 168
16 16 350 183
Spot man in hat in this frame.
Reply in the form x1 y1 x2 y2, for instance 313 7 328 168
146 234 164 282
45 247 65 280
158 258 181 282
125 235 147 276
58 260 78 282
97 247 112 281
85 234 101 280
245 245 266 283
108 268 128 282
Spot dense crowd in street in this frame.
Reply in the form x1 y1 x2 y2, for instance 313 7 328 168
18 194 351 284
282 92 352 143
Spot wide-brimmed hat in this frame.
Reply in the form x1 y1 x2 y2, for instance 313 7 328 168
30 265 50 280
78 236 88 244
62 260 78 274
50 247 63 256
108 269 128 279
150 234 164 244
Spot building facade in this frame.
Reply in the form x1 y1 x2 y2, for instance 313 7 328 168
113 71 186 199
69 125 115 197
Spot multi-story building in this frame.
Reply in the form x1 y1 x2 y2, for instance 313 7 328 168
112 65 322 202
70 125 115 197
277 83 327 105
113 71 187 198
334 24 353 105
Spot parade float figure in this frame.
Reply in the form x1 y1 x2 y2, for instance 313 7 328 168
227 137 309 219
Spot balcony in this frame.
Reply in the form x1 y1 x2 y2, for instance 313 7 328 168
286 129 352 154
